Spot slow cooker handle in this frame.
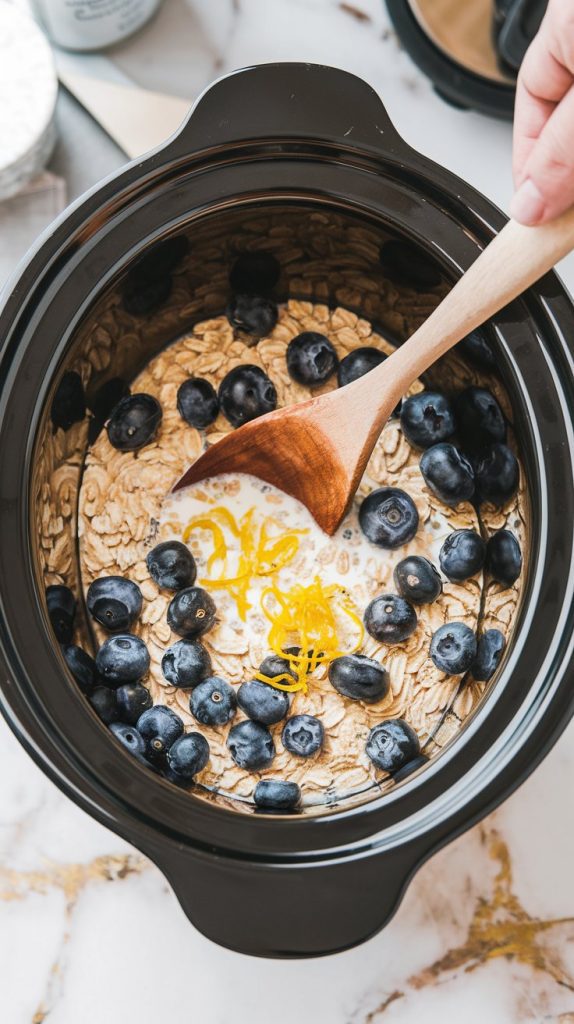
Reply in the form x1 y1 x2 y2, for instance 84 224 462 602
166 62 409 159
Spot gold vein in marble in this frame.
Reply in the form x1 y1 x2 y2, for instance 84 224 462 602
339 2 372 22
0 851 149 904
363 828 574 1021
0 853 151 1024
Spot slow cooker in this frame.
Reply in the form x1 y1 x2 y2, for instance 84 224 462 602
385 0 546 118
1 63 574 959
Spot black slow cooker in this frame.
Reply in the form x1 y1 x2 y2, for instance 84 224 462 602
385 0 547 118
1 63 574 959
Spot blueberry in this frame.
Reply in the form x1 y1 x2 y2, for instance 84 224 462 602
364 593 417 644
87 576 143 632
337 346 401 414
46 585 76 643
128 235 189 281
359 487 419 548
420 443 475 506
457 328 496 368
177 377 219 429
89 686 118 724
107 393 162 451
253 779 301 811
161 766 193 788
259 654 297 682
88 377 130 423
93 599 133 633
379 239 442 289
471 629 506 681
146 235 190 274
95 634 150 686
393 555 442 604
87 377 130 443
147 541 196 591
400 392 456 449
337 346 385 387
485 529 522 586
122 274 172 316
137 705 184 763
281 644 323 668
62 644 97 694
190 676 237 726
237 679 290 725
115 682 152 725
219 365 277 428
328 654 389 703
430 622 477 674
167 732 210 780
227 720 275 770
229 252 280 294
227 294 278 336
454 387 506 453
167 587 217 638
122 238 188 316
392 753 429 782
161 639 212 688
366 718 420 771
51 371 86 431
286 332 339 387
439 530 486 582
109 722 146 760
282 715 324 758
475 443 519 506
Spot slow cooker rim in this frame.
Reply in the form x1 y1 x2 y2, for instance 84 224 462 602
1 63 574 866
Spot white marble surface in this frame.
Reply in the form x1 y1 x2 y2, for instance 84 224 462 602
3 1 574 1021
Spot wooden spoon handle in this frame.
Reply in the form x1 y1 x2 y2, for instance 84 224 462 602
366 209 574 419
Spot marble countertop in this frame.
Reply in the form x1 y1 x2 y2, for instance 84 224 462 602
2 1 574 1021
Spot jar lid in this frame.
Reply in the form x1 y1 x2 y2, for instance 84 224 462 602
0 3 58 200
385 0 545 120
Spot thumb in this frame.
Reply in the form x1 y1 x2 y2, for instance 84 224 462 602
511 83 574 224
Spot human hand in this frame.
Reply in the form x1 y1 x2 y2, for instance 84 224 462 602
511 0 574 225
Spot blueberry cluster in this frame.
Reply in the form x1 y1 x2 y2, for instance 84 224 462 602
175 364 279 432
399 387 519 510
351 389 520 604
176 281 410 435
49 533 332 810
46 545 219 788
348 383 522 710
358 531 518 680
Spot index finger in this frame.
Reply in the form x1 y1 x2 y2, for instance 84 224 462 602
513 16 573 185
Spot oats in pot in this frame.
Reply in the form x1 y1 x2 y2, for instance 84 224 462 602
75 302 526 813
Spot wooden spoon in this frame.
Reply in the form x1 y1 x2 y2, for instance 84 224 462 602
173 211 574 534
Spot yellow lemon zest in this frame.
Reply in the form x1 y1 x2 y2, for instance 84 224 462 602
254 576 364 694
183 516 228 575
182 505 307 620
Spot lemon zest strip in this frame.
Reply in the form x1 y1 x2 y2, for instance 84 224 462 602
254 576 364 694
183 505 307 620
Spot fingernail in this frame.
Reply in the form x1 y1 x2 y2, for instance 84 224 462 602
510 178 545 225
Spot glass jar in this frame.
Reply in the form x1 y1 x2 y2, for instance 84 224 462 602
29 0 164 52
